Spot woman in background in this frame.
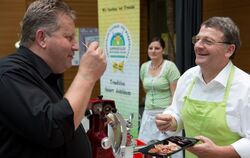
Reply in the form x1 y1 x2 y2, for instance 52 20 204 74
138 37 182 158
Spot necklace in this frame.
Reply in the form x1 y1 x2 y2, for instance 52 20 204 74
150 60 164 70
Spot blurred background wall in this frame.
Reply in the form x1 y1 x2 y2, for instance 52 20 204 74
0 0 249 100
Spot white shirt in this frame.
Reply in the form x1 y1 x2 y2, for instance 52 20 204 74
164 61 250 158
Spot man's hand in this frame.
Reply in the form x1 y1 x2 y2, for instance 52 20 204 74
155 114 177 132
187 136 240 158
65 41 107 129
78 41 107 82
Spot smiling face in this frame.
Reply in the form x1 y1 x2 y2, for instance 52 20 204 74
43 13 78 73
148 41 164 61
194 26 233 70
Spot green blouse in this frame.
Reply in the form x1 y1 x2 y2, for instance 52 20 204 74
140 60 180 109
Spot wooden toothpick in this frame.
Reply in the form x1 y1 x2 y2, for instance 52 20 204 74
81 41 89 49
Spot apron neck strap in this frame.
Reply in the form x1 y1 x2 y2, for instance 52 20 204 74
223 65 235 101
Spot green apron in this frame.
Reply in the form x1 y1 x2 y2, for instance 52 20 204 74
181 65 241 158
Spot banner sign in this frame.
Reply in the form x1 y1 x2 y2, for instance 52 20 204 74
98 0 140 137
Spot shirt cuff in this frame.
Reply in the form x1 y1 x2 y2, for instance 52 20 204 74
231 138 250 158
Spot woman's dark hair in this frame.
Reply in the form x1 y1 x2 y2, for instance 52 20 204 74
149 37 165 49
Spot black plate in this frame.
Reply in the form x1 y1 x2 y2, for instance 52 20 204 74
136 136 199 157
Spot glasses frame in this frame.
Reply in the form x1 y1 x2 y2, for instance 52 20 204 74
192 36 232 46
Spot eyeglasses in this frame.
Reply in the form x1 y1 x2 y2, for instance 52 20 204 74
192 36 232 46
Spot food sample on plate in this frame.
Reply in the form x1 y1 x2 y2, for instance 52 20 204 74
148 141 180 155
137 136 199 156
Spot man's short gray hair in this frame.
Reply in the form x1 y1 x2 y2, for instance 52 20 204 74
20 0 76 47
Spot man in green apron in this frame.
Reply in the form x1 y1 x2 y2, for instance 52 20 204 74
155 17 250 158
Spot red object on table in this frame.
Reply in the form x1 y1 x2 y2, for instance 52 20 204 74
87 96 116 158
133 139 146 158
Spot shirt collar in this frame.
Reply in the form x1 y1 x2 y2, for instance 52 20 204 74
195 61 233 87
17 46 54 79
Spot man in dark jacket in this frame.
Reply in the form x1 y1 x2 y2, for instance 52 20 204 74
0 0 106 157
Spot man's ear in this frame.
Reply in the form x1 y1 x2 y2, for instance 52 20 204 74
225 44 236 58
36 29 47 48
